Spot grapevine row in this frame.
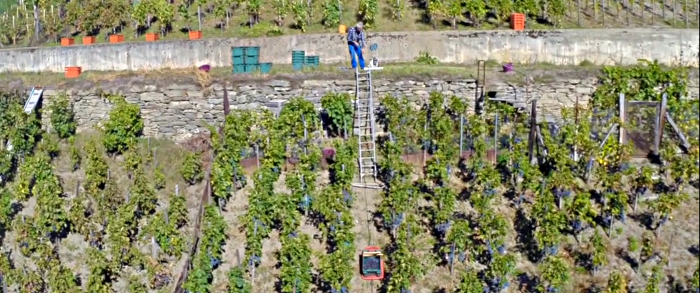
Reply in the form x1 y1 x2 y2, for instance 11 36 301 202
318 138 357 293
377 95 424 293
278 98 318 293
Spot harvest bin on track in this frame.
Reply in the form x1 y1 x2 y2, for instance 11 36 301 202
360 246 384 280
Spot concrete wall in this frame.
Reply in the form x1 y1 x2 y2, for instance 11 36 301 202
1 28 698 73
33 75 698 142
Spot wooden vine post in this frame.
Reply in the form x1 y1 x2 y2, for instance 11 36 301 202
493 112 498 164
653 94 668 157
528 99 537 165
619 93 626 145
423 101 429 169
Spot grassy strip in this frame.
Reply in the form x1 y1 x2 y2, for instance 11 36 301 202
0 61 606 87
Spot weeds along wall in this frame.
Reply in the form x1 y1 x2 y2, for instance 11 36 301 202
0 28 698 72
31 76 700 142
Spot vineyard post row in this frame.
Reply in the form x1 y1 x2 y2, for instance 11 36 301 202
179 89 693 183
1 0 700 49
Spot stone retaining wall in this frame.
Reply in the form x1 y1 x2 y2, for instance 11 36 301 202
1 28 698 72
38 77 699 142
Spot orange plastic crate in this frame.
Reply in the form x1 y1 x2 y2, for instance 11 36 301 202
510 13 525 30
146 33 159 41
83 36 96 45
65 67 82 78
61 38 74 46
189 30 203 40
109 34 124 43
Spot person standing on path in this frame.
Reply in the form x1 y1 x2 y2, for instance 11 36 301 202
347 22 367 70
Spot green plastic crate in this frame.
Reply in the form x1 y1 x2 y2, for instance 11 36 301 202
246 64 260 73
293 63 303 71
232 55 244 65
304 56 319 68
304 56 314 63
232 47 245 57
260 63 272 74
292 55 305 66
233 64 246 74
244 55 259 64
245 46 260 56
292 51 305 63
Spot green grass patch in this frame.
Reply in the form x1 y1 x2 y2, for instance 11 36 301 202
0 61 607 87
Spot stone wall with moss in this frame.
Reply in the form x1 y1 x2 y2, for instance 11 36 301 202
34 76 699 142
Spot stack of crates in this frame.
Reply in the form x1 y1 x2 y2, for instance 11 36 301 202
232 46 273 74
291 50 320 71
292 51 305 71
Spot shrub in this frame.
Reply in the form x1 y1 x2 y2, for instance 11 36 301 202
101 94 144 154
48 93 77 139
39 133 60 158
3 101 42 156
154 167 166 190
181 151 203 185
320 93 353 138
68 137 81 171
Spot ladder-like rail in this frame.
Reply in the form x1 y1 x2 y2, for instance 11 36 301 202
354 67 382 181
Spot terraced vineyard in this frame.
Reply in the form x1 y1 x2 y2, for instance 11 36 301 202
0 61 698 293
0 0 698 48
